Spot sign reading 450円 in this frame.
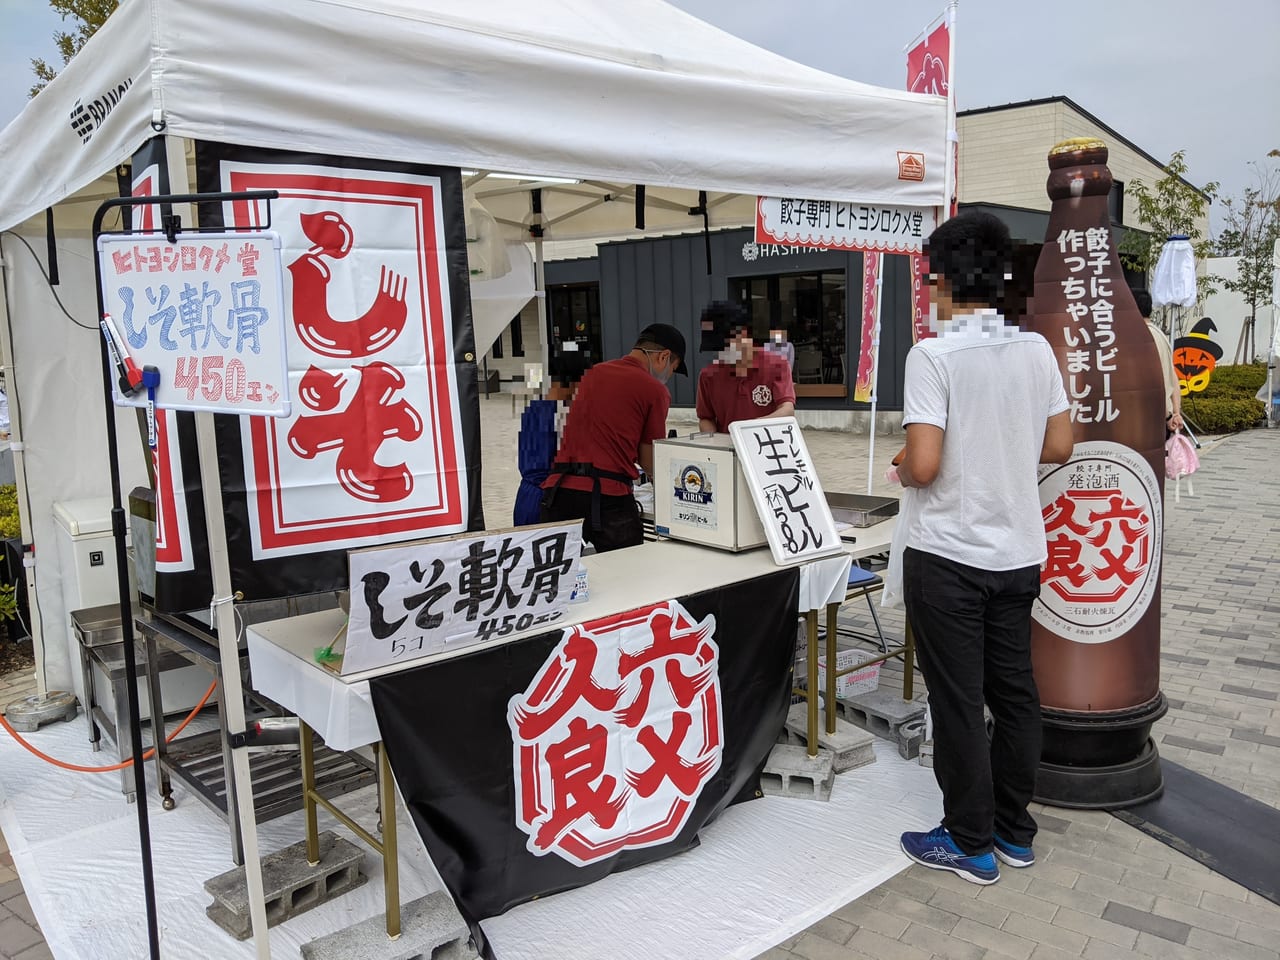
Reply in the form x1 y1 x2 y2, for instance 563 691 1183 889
97 231 290 417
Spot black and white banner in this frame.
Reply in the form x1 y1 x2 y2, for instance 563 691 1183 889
370 568 800 958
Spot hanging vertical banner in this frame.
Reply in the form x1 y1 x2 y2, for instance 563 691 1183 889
126 138 208 598
905 12 951 345
854 252 881 401
909 251 934 343
906 17 950 99
370 569 799 959
144 144 485 611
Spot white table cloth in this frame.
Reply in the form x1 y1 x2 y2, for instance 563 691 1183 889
246 522 897 752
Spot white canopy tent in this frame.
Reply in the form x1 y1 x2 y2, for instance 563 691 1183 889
0 0 946 697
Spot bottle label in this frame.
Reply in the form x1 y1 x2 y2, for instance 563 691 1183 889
1034 441 1162 644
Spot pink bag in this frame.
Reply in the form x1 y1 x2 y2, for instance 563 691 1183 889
1165 432 1199 480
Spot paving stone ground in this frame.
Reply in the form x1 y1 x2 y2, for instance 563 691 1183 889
3 402 1279 959
755 424 1280 960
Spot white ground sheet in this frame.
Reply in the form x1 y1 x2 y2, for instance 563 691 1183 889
0 710 941 960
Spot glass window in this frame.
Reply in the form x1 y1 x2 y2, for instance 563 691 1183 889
547 283 602 368
729 270 847 388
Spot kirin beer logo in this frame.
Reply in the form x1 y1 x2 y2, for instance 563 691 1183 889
69 78 133 145
508 600 723 866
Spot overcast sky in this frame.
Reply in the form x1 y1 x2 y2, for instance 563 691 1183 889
2 0 1276 231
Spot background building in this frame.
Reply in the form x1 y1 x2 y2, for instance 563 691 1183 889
481 96 1208 428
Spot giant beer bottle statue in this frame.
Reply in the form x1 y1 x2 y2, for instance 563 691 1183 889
1025 138 1168 807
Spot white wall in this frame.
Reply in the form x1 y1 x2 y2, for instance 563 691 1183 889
1201 256 1268 363
1 228 150 694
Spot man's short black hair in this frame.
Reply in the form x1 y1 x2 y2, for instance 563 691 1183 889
925 211 1011 310
1133 288 1153 318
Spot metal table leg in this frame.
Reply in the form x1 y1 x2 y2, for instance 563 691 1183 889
300 722 321 866
80 642 101 751
825 602 839 736
110 664 138 801
300 721 401 939
805 610 819 758
376 744 401 939
217 672 245 866
142 625 176 810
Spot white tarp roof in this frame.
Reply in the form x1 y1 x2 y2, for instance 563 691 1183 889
0 0 946 233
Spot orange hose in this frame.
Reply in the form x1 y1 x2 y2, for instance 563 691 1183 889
0 679 218 773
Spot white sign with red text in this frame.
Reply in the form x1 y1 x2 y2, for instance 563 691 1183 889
97 231 290 417
213 162 471 560
754 196 936 255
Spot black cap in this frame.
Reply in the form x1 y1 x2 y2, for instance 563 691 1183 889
636 323 688 375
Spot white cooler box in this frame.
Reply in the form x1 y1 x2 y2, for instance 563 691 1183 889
653 434 766 552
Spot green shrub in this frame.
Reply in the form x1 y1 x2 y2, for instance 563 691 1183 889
1183 394 1265 433
0 484 20 541
1201 362 1266 398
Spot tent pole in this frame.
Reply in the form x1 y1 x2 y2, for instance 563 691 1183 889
532 189 549 383
164 137 272 958
91 204 162 960
194 412 272 959
0 240 48 697
866 256 884 494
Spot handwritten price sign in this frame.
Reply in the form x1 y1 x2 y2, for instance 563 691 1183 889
96 231 290 417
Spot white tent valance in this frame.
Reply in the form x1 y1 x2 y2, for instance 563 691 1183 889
0 0 947 234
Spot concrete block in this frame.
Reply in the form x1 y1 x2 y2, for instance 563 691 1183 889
896 716 928 760
761 743 835 802
302 892 475 960
834 687 927 759
918 740 935 769
205 831 366 940
783 703 877 774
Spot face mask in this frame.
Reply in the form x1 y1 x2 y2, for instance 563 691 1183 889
717 344 743 365
645 350 672 385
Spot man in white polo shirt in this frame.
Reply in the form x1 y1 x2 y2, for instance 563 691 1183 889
893 212 1073 885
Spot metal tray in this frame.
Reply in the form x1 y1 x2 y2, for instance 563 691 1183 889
827 492 900 528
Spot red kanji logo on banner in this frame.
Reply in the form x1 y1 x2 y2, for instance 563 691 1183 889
217 164 468 556
508 600 723 866
1034 442 1163 644
1042 489 1152 603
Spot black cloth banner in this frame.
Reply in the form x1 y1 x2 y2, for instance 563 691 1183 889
370 567 800 959
141 142 483 611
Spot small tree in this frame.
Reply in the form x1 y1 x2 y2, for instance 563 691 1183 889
29 0 119 97
1215 150 1280 362
1119 150 1219 330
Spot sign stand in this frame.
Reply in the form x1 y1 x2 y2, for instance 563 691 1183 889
93 189 283 960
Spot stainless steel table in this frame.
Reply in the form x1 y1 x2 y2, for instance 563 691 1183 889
137 610 376 865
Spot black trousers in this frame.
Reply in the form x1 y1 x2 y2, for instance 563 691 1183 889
903 546 1042 855
539 487 643 553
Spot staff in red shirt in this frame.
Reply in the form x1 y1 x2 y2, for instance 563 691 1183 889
695 302 796 433
540 324 686 552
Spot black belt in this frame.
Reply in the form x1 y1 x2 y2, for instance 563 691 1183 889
545 461 634 531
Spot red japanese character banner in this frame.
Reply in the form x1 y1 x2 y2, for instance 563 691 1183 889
368 568 800 959
908 252 934 344
144 143 483 611
853 251 880 402
125 137 210 600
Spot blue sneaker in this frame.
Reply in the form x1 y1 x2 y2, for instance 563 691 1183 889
993 834 1035 867
900 826 999 885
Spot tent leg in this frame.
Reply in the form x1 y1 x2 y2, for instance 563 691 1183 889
0 240 49 698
